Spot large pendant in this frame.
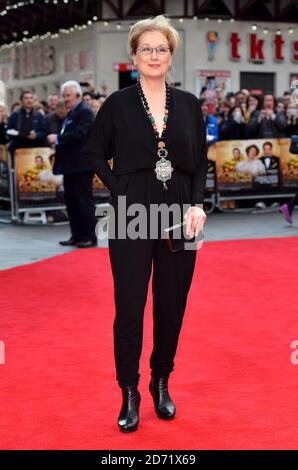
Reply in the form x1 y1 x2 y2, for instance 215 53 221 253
155 141 173 191
155 158 173 191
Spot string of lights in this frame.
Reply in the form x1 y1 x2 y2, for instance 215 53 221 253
0 0 79 16
0 3 297 52
0 0 34 16
201 17 296 35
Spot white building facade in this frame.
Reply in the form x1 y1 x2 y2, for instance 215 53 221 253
0 13 297 107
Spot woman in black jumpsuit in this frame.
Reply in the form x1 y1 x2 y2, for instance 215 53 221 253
84 15 208 433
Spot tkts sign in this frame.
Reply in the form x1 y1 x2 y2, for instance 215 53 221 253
229 33 298 63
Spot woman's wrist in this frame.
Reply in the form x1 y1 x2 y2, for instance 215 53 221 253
191 203 204 210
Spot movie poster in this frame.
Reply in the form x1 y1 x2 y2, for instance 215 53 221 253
279 138 298 189
15 148 112 206
206 146 217 194
13 140 297 207
15 147 64 205
216 140 253 192
0 145 9 198
215 139 282 192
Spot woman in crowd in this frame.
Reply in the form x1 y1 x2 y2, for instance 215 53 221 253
0 104 8 144
219 105 247 140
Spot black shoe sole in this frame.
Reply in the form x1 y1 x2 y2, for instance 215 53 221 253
155 409 176 420
59 242 77 246
118 424 139 433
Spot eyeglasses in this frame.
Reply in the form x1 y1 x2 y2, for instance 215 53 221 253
136 46 170 55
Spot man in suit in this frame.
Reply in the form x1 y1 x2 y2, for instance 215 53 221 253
47 81 97 248
258 141 281 189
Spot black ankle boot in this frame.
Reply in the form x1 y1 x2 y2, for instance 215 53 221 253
118 386 141 432
149 377 176 420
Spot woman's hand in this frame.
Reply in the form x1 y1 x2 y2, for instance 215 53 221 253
184 206 207 238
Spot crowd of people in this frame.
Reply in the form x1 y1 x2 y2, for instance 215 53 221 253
0 86 106 150
0 82 107 245
198 86 298 216
1 83 297 151
0 81 297 233
199 87 298 143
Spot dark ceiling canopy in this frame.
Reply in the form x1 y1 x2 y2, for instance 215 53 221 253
0 0 297 47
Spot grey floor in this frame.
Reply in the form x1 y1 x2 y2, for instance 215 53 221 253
0 208 297 270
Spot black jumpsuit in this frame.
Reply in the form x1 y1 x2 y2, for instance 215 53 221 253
84 84 208 387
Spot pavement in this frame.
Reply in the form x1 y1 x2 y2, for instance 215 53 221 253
0 207 297 270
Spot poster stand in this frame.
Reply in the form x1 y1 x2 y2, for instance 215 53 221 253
216 191 295 213
0 151 14 223
0 138 296 224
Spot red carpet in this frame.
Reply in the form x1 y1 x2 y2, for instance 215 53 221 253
0 237 298 450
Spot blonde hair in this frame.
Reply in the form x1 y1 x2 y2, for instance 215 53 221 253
0 104 8 122
128 15 180 55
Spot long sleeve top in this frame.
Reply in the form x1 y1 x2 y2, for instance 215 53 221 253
83 84 208 205
219 118 248 141
247 110 287 139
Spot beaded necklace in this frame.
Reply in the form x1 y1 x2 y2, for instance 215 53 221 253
136 79 173 191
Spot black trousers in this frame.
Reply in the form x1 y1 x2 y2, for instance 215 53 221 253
63 171 96 241
108 169 197 387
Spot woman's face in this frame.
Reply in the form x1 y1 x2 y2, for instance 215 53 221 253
132 30 172 81
232 106 243 123
263 94 274 110
220 103 230 114
248 96 258 107
228 96 236 107
247 147 257 159
201 102 209 115
287 103 297 117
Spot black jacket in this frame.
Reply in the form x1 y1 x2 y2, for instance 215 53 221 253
247 111 287 138
53 101 94 175
6 108 47 151
219 118 248 140
45 112 64 135
285 120 298 138
258 155 280 175
83 84 208 205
